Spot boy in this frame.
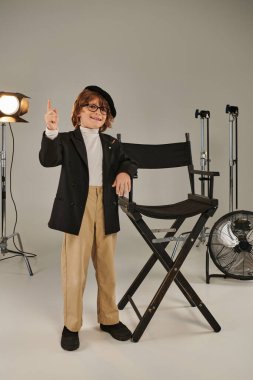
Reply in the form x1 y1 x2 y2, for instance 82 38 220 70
39 85 137 350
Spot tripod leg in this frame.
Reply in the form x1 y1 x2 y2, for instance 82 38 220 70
7 233 34 276
15 233 33 276
23 255 33 276
16 232 24 251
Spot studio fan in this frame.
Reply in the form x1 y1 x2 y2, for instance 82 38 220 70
207 105 253 282
208 210 253 279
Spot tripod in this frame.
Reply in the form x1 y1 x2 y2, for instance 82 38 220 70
0 122 34 276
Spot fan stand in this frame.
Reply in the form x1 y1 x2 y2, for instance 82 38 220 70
205 105 253 283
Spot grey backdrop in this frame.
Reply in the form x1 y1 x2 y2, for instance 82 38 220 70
0 0 253 255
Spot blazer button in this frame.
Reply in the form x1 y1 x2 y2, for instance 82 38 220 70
70 202 75 206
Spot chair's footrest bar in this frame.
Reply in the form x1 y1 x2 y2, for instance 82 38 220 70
151 228 176 233
152 237 186 243
128 296 143 321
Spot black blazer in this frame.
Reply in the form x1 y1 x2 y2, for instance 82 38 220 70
39 127 137 235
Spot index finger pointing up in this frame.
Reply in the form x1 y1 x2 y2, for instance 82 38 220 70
47 99 52 111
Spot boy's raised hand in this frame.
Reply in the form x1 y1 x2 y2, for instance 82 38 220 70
45 99 59 130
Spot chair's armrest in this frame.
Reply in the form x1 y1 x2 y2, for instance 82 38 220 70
118 196 139 220
189 169 220 177
189 169 219 199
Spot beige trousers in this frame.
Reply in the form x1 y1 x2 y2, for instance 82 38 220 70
61 186 119 332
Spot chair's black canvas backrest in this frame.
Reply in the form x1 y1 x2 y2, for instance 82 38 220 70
119 134 195 197
122 140 192 169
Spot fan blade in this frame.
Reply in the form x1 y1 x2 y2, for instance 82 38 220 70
217 221 239 248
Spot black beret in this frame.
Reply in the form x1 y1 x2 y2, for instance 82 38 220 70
84 85 116 118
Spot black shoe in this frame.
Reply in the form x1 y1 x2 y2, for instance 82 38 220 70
61 326 80 351
100 322 132 341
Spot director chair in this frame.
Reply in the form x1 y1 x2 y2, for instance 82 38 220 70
117 133 221 342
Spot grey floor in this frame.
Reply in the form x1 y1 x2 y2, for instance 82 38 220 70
0 233 252 380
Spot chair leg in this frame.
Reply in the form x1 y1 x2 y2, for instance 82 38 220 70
118 216 196 310
132 273 221 342
128 212 221 342
118 254 157 310
130 216 199 307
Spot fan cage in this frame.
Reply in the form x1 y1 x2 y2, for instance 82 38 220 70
208 210 253 280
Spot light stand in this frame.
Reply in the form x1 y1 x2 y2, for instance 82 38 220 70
205 105 239 283
195 109 211 246
0 92 34 276
227 104 239 212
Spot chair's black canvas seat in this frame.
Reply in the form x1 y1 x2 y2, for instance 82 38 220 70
135 198 216 219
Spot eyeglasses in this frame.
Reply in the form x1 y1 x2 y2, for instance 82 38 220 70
81 103 109 115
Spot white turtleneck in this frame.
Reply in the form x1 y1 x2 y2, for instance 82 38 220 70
45 127 103 186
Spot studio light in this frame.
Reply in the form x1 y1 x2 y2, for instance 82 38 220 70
0 91 34 275
0 92 30 123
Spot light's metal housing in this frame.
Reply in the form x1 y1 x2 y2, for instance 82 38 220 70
0 92 30 122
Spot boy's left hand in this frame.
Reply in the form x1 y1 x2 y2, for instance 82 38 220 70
112 172 131 196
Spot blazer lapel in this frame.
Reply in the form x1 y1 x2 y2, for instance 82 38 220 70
71 127 88 166
100 133 115 178
99 133 115 181
100 133 109 162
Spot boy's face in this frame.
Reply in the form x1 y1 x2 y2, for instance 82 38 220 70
78 96 107 129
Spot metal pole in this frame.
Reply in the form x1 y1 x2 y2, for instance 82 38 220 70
1 123 7 248
235 116 238 209
207 118 210 172
195 109 210 197
200 117 206 196
229 113 234 212
195 109 211 246
226 105 239 212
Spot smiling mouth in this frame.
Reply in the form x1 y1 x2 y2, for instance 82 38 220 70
90 116 102 121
